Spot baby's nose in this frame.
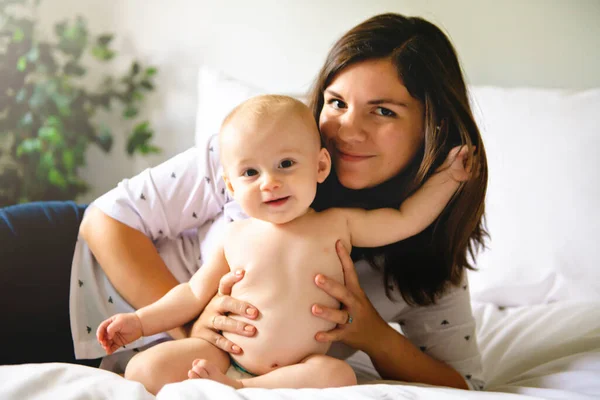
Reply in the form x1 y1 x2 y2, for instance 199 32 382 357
260 173 282 191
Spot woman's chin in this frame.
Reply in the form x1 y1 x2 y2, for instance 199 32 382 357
336 171 373 190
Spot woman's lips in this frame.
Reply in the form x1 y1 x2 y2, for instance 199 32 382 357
336 149 373 162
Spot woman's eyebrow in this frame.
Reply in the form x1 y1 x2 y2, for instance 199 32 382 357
367 99 408 108
324 89 343 98
325 89 407 108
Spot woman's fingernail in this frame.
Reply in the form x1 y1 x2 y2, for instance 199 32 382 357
314 305 322 314
232 345 240 352
244 325 255 332
246 307 257 316
316 275 325 285
235 269 243 276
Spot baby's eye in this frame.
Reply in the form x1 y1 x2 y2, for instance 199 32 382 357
278 159 295 169
327 99 347 110
374 107 396 117
243 168 258 177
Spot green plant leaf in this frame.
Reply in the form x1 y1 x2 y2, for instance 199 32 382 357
38 126 63 146
54 21 67 37
96 33 113 46
16 56 26 71
96 125 113 152
26 46 39 62
123 106 138 119
140 80 154 90
138 144 161 155
18 112 33 128
13 27 24 42
16 138 41 156
91 45 115 61
62 149 75 170
39 152 54 170
64 61 86 76
144 67 157 77
48 167 67 189
126 122 154 155
15 87 27 103
131 62 140 75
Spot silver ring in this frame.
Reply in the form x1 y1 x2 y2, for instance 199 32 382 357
347 314 353 324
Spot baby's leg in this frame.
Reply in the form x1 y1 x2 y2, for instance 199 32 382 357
190 354 356 389
125 338 229 395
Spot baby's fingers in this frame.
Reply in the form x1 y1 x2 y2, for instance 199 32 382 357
96 318 113 342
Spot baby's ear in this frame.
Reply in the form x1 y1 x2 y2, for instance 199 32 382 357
223 176 235 196
317 147 332 183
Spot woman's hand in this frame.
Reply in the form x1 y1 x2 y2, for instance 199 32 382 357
188 269 259 355
311 240 388 351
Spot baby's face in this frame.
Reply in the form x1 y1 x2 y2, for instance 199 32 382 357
222 113 330 224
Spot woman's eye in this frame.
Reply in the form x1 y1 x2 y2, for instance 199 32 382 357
279 159 295 169
374 107 396 117
243 169 258 177
327 99 347 110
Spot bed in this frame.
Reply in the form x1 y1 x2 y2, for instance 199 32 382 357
1 69 599 400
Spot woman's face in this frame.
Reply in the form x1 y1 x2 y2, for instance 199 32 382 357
319 58 425 189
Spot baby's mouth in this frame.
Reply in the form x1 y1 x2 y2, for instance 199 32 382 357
265 196 290 206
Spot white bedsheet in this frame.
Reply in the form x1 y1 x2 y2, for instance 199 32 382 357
1 301 599 400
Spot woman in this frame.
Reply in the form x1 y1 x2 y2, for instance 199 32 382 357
0 13 487 390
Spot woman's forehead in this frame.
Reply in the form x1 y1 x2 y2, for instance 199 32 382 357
326 59 413 102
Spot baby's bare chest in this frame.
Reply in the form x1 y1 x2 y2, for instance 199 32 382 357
224 214 348 301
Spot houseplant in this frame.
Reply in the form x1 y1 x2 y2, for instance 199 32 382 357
0 0 160 207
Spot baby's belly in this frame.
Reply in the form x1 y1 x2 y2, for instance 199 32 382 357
223 281 338 376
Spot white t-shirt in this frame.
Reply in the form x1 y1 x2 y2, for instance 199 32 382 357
68 134 484 390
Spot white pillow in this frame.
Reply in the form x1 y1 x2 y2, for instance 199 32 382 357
467 86 600 305
195 66 306 145
195 67 264 145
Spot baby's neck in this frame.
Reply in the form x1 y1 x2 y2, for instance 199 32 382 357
258 207 316 227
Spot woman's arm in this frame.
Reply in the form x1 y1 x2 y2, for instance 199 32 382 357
312 241 471 390
364 324 468 389
80 206 179 311
80 207 186 339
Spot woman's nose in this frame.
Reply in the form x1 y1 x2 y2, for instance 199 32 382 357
260 172 282 191
337 110 367 143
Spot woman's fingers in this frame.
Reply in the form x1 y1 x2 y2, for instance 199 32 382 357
314 327 345 343
312 304 349 325
216 295 258 319
212 314 256 336
335 240 360 290
205 330 243 354
315 273 353 305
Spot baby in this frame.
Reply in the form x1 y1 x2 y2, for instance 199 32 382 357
97 95 472 393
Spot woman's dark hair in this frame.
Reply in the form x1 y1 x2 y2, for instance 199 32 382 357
309 13 488 306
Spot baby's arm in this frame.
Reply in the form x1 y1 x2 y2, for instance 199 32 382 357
97 244 229 353
135 243 229 335
346 146 472 248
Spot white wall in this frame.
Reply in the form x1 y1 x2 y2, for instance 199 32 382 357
35 0 600 202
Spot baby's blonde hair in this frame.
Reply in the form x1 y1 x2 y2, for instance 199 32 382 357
221 95 319 142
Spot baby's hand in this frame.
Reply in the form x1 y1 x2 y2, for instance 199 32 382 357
96 313 143 355
439 145 475 183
